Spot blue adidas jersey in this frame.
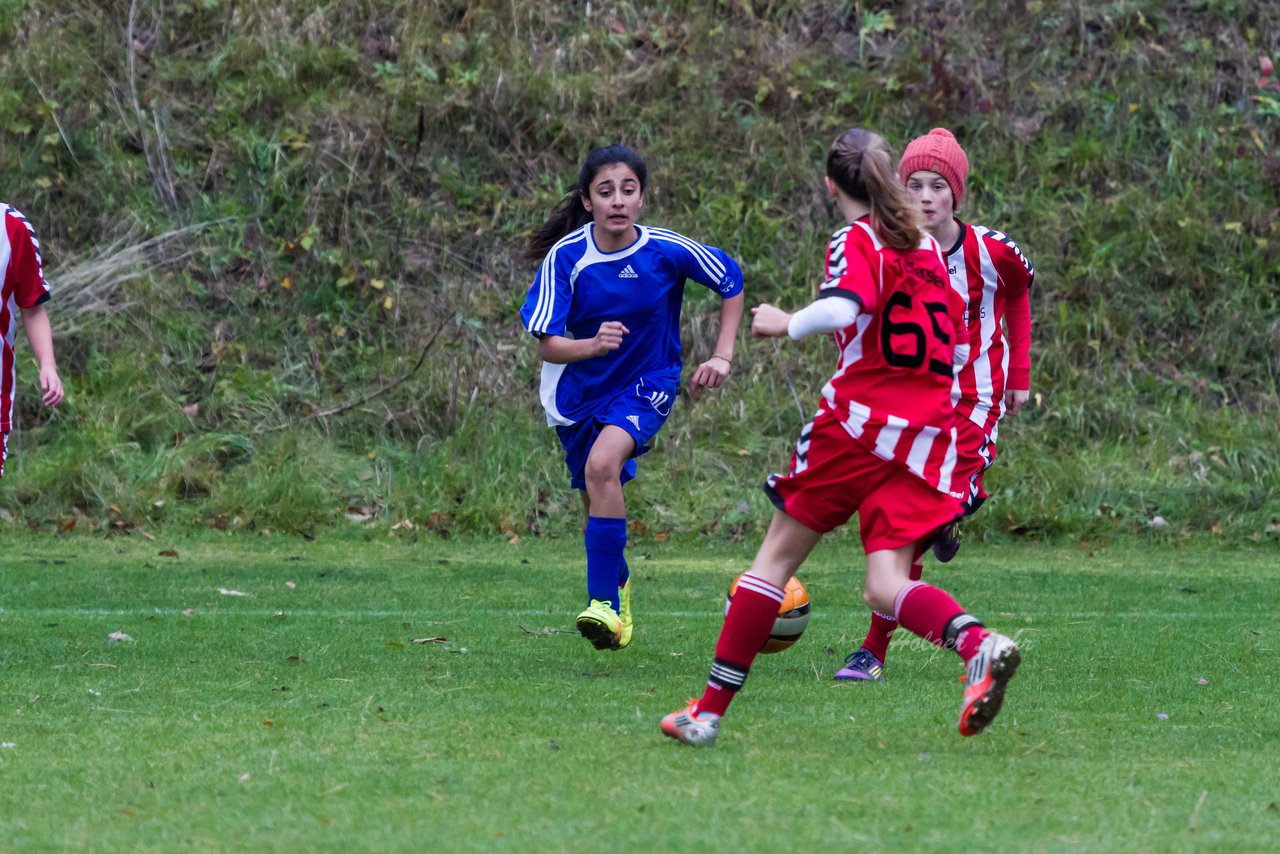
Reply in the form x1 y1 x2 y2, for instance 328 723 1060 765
520 223 743 426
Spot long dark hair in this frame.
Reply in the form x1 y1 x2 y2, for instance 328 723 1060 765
525 145 649 262
826 128 922 251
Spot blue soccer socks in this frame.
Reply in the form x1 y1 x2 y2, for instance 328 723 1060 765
584 516 627 611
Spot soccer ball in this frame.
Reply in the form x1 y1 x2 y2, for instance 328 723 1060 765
725 574 811 654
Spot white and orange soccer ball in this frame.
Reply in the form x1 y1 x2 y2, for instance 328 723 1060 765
725 574 811 654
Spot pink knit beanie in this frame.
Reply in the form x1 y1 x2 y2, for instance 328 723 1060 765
898 128 970 206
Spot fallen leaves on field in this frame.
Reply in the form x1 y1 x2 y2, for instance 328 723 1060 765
412 637 448 644
108 631 134 644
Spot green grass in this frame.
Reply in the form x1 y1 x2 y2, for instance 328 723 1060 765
1 531 1277 850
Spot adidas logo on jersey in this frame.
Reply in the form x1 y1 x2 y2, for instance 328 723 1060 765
627 414 641 429
618 264 639 279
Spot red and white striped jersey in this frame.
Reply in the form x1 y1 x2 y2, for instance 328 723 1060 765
0 204 52 432
942 222 1034 439
816 218 969 498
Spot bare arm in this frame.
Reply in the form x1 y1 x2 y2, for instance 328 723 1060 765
19 304 64 407
688 292 744 393
537 321 630 364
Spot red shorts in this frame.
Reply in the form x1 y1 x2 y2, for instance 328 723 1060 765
953 417 997 512
764 411 963 553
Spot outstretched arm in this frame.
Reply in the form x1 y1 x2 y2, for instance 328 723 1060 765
688 292 744 393
19 304 63 407
752 296 860 340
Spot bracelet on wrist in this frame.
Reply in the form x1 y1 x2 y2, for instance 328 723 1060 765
712 353 733 364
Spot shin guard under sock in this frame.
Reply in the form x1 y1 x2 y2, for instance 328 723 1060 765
584 516 627 611
696 574 784 717
893 582 984 660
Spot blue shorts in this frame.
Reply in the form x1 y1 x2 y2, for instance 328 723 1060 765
556 374 677 491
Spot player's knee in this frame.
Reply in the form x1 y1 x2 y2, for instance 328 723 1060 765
584 454 622 487
862 585 892 615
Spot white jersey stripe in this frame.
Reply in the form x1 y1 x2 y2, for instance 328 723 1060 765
846 397 871 436
874 414 908 459
6 206 44 275
971 236 999 412
905 424 940 481
648 228 726 282
529 239 558 333
529 227 589 333
852 220 883 251
936 427 958 496
538 362 572 426
649 227 726 278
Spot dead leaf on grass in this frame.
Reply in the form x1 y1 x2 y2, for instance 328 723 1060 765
158 549 179 558
412 637 448 644
108 631 134 644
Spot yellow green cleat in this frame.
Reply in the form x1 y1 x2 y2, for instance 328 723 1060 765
617 581 633 649
575 599 622 650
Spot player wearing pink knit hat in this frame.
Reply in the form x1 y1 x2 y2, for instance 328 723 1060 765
897 127 970 207
834 128 1036 685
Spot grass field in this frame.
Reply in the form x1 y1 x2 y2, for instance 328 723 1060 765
1 531 1277 851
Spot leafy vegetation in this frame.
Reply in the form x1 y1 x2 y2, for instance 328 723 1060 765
0 1 1277 542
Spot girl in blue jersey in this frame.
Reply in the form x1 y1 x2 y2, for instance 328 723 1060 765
521 145 745 651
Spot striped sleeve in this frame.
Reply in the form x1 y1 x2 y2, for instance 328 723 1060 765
824 223 879 310
980 226 1035 291
4 206 51 307
648 227 743 297
1005 286 1032 390
520 230 583 337
976 225 1035 390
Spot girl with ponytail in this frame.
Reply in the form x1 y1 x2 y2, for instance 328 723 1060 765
835 127 1038 684
519 145 745 652
661 128 1022 747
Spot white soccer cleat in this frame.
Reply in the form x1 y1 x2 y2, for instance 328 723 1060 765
660 700 720 747
958 632 1021 737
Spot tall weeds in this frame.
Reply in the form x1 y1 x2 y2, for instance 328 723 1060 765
0 1 1276 541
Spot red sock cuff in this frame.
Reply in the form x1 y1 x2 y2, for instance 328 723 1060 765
894 582 968 652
